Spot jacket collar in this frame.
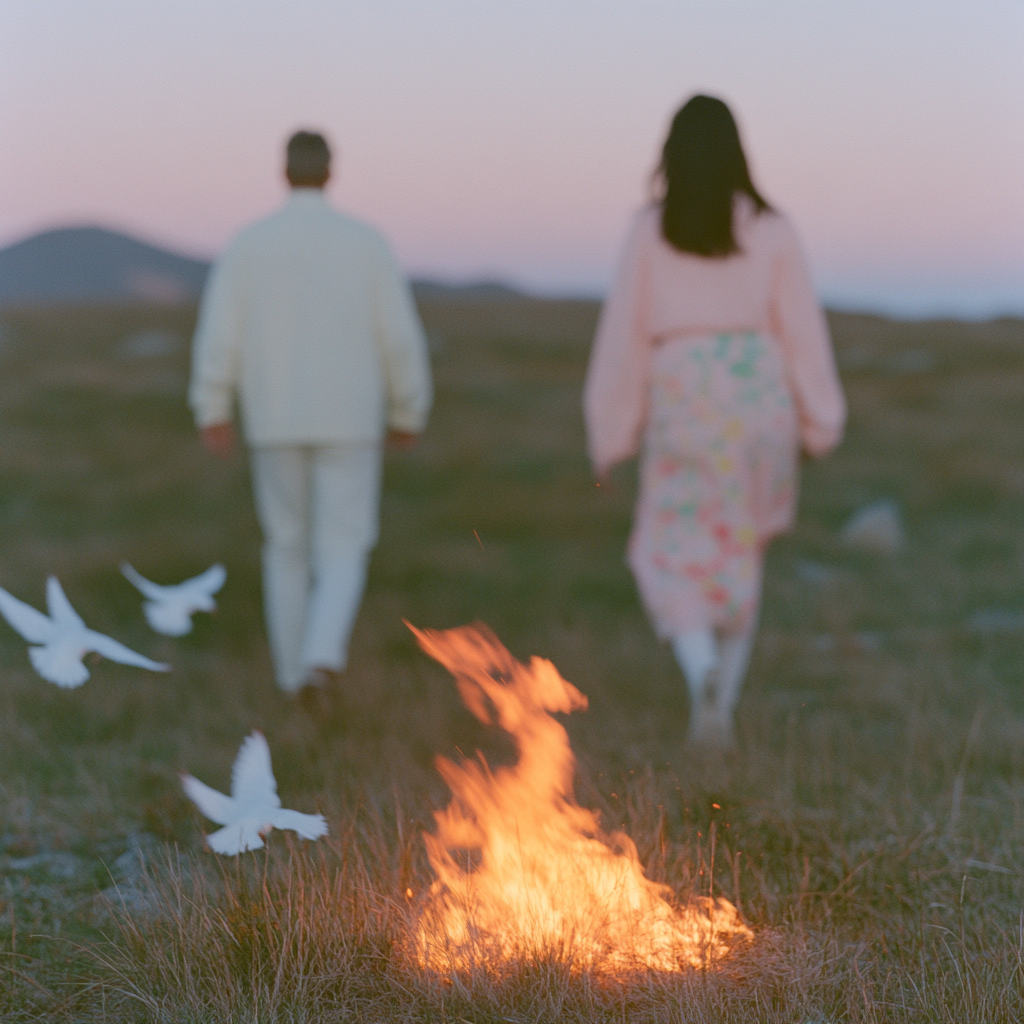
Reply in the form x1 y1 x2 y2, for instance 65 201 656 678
287 188 329 207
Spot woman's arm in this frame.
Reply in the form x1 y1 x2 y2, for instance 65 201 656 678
767 218 846 457
583 212 655 478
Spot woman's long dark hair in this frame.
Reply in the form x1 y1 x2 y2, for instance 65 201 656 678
658 95 771 257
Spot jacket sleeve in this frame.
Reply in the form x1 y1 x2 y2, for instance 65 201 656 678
370 237 433 434
188 249 244 428
583 213 653 477
767 218 847 457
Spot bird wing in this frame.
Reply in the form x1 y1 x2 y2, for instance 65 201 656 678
45 577 86 630
0 587 53 643
231 731 280 808
270 808 329 841
184 563 227 598
181 773 235 825
87 631 171 672
121 563 167 600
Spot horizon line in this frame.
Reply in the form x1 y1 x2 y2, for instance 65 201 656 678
2 222 1021 324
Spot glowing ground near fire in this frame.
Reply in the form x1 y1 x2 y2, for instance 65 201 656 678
411 623 752 973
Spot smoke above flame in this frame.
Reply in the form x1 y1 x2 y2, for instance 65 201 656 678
409 622 752 975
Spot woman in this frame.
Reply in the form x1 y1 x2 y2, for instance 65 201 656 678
584 95 845 745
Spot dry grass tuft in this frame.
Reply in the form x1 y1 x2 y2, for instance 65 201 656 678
94 838 402 1022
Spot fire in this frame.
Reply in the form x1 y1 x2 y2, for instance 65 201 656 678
409 623 752 975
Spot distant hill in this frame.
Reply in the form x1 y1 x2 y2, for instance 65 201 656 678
0 227 211 307
0 226 532 309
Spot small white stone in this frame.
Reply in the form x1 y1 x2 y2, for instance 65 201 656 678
841 500 905 554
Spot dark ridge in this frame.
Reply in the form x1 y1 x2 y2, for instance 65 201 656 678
0 226 210 307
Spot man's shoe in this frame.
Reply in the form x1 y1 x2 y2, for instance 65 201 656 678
294 666 345 717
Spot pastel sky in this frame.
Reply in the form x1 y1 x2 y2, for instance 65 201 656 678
1 1 1022 317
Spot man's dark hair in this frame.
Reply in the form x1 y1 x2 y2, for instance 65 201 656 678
286 131 331 186
658 95 771 258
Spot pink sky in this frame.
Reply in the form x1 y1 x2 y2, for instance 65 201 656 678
1 1 1022 316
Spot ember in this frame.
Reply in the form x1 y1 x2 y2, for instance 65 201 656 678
410 622 752 974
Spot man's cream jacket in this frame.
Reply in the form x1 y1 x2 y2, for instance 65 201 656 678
189 190 432 446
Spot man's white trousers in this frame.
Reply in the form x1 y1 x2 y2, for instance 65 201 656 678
250 444 381 692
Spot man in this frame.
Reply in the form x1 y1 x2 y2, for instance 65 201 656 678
189 130 432 700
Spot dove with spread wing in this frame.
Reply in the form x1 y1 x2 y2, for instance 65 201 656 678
181 731 328 854
0 576 171 688
121 562 226 636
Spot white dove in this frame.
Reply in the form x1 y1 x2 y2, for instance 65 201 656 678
0 576 171 688
181 731 328 855
121 562 226 636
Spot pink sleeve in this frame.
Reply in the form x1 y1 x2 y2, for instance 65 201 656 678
767 218 847 457
583 214 654 476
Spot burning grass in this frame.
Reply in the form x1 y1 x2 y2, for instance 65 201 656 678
410 622 752 975
0 301 1019 1020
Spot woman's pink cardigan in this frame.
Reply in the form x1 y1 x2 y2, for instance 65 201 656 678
584 201 846 478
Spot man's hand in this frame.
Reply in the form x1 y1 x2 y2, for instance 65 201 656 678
387 430 419 450
201 422 236 459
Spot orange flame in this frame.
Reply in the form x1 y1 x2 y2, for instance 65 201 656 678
409 623 752 975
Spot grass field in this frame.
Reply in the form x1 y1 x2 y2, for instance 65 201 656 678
0 299 1020 1021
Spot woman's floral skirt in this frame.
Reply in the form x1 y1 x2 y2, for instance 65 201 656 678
630 331 798 637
